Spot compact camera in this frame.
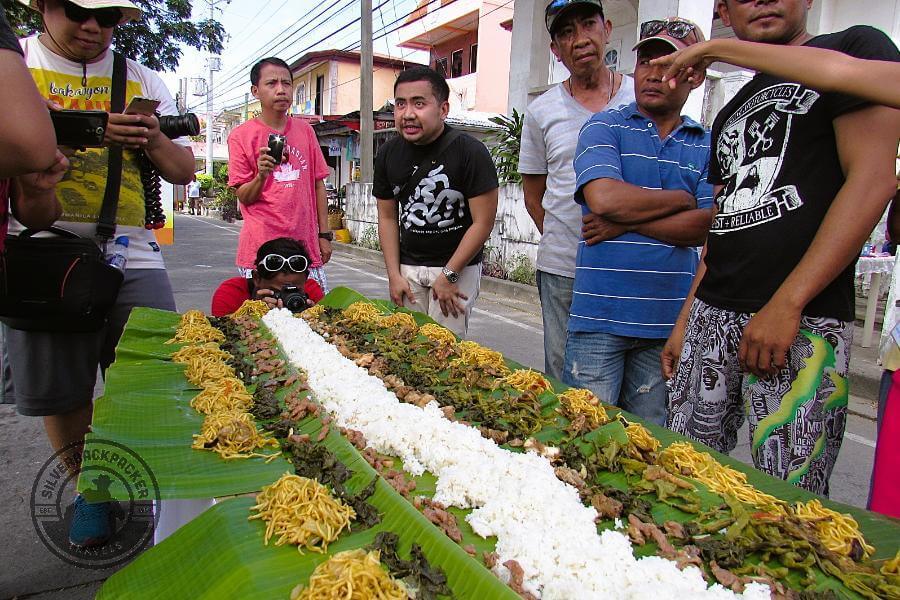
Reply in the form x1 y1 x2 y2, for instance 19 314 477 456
274 285 308 312
267 133 286 162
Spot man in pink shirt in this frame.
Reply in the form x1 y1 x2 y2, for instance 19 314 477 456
228 57 332 289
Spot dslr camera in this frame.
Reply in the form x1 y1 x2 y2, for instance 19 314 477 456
273 285 309 312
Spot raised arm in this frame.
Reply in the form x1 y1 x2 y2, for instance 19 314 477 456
653 39 900 109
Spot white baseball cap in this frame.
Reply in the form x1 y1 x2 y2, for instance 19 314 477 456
18 0 142 25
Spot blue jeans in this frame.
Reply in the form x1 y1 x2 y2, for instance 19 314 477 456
563 330 667 426
536 270 574 381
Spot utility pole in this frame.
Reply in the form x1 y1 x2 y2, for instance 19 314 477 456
360 0 374 183
204 0 227 176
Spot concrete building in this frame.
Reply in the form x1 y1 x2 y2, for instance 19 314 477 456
397 0 515 113
289 49 418 117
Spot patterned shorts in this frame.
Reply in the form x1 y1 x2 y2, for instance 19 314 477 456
666 299 852 496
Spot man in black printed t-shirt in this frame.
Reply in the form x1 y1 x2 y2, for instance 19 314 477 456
374 66 498 337
664 0 900 496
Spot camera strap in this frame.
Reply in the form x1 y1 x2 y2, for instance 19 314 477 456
96 51 127 243
395 126 460 205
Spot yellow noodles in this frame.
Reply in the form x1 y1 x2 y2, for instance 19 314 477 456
249 474 355 554
379 312 417 330
659 442 787 513
793 499 875 558
418 323 457 345
497 369 552 394
291 549 407 600
557 388 610 430
183 355 236 386
342 302 382 323
171 342 230 365
190 377 254 414
167 310 224 344
659 444 875 558
624 421 660 453
300 304 326 321
192 410 280 461
454 341 510 374
231 299 270 319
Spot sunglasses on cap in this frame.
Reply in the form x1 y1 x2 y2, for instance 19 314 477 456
639 18 696 41
256 253 309 274
62 0 122 28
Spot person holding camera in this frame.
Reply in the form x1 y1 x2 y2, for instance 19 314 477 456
227 57 331 290
5 0 194 548
211 237 323 316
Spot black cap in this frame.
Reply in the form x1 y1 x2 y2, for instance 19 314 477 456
545 0 605 35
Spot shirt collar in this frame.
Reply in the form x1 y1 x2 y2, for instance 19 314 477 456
622 101 705 132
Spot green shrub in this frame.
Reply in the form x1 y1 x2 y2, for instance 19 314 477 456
507 253 536 286
359 225 381 251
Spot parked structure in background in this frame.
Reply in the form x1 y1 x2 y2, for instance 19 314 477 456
397 0 514 113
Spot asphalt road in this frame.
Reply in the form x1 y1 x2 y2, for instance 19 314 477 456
0 212 881 599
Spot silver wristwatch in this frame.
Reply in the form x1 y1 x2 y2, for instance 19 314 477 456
441 266 460 284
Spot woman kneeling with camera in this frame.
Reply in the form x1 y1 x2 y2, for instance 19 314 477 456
211 237 323 316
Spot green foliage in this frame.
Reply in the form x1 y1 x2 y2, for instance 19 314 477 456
358 225 381 251
506 253 536 286
487 109 524 185
196 173 214 192
208 165 238 221
1 0 225 72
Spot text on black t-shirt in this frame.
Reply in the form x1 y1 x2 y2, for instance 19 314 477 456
698 25 900 321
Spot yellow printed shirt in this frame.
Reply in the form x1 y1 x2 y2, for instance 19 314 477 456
16 36 183 269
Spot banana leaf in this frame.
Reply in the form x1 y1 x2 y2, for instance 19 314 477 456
318 287 900 561
99 401 515 599
79 308 293 500
89 294 899 599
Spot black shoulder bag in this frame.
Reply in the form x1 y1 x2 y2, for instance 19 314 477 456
395 128 460 203
0 52 128 332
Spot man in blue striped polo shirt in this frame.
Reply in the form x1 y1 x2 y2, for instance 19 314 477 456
564 17 713 426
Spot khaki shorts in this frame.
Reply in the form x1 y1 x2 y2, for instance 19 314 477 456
399 263 481 338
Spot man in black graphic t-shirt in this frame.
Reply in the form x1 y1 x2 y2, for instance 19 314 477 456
664 0 900 496
374 66 498 337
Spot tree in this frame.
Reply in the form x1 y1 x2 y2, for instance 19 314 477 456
2 0 225 72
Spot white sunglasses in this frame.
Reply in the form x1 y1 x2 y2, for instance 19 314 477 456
256 253 309 274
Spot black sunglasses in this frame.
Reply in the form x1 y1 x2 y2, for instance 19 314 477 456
62 0 123 28
639 19 696 41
